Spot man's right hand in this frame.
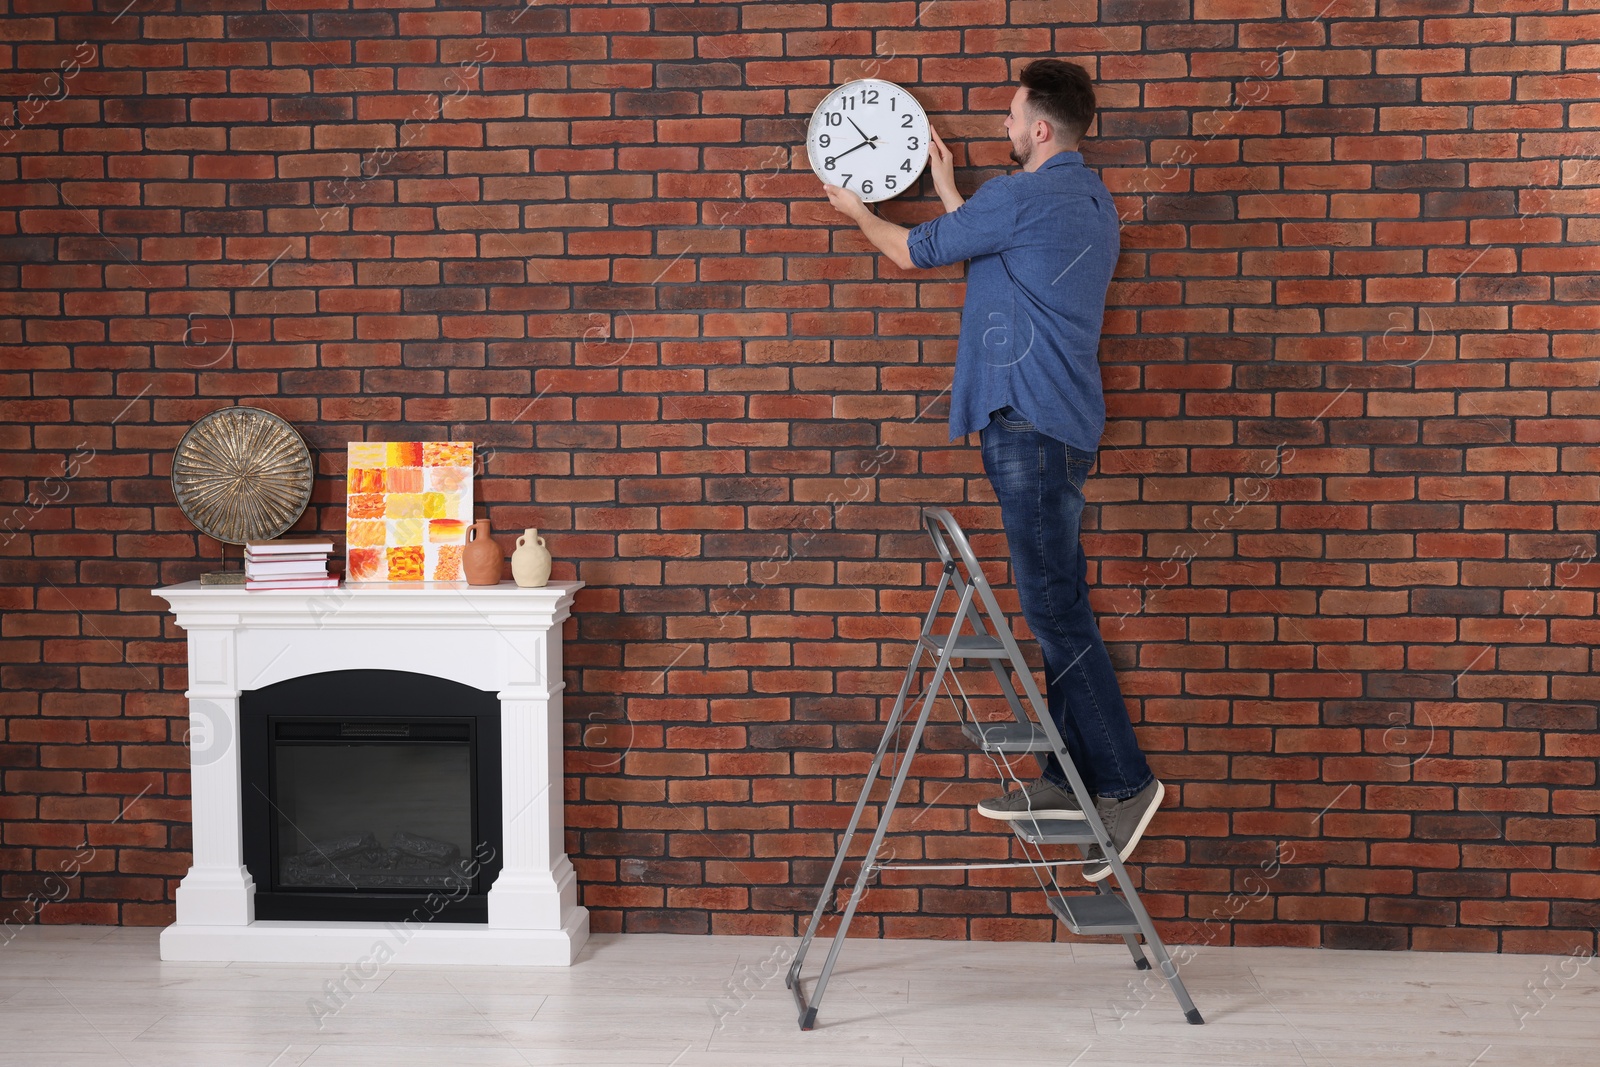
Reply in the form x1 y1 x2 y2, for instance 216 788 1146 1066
928 125 964 213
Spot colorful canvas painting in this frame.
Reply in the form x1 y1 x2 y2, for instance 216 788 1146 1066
345 441 474 582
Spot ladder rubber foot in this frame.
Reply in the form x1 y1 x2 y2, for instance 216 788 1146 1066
1185 1008 1204 1025
799 1007 818 1031
1134 956 1151 970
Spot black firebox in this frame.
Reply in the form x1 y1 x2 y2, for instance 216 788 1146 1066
241 669 502 923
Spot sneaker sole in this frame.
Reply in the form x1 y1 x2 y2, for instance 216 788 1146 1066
976 802 1087 822
1082 780 1165 882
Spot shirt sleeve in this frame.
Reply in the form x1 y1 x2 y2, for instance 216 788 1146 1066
906 177 1018 269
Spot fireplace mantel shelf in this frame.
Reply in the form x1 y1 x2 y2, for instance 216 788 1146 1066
154 578 589 966
158 579 583 625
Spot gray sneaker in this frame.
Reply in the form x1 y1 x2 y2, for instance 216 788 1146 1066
976 779 1086 822
1081 779 1165 882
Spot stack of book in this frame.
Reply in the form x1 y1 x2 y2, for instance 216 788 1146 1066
244 538 338 590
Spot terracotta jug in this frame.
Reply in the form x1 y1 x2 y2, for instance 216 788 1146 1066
462 519 503 586
512 528 552 588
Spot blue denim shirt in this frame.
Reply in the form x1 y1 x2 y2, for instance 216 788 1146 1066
905 151 1121 452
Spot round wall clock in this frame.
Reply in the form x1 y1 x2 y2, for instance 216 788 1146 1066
807 79 930 204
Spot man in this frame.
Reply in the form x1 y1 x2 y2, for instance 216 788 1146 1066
821 60 1161 882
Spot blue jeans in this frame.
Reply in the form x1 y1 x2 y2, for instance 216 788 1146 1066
980 407 1155 801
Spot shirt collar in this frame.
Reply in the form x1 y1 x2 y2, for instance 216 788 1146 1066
1037 150 1084 170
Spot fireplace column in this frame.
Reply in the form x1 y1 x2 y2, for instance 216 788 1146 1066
176 622 254 925
490 624 579 928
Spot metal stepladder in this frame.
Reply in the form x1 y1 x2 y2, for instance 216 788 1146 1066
786 506 1203 1030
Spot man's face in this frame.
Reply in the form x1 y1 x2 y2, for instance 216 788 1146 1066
1005 86 1036 166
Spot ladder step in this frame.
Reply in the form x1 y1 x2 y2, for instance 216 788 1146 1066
960 720 1053 752
1008 817 1098 846
1048 892 1142 936
918 633 1009 659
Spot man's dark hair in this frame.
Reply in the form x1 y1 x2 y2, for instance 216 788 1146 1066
1018 59 1096 144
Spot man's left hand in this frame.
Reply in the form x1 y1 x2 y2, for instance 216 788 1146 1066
822 182 868 222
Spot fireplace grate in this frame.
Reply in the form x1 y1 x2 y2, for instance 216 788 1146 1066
339 721 411 738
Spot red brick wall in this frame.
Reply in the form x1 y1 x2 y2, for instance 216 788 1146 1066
2 1 1597 954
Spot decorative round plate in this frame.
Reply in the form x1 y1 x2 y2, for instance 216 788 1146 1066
171 407 314 544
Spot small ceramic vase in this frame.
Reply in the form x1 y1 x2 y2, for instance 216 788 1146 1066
462 519 503 586
512 528 552 588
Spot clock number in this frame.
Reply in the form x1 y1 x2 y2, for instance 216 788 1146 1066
825 112 841 127
901 113 913 128
862 89 879 104
891 97 897 111
840 173 852 189
907 136 919 150
841 95 855 110
818 133 830 147
861 179 873 195
885 176 896 190
900 160 913 172
824 157 836 170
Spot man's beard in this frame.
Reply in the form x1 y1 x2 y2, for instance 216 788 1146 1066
1009 138 1031 167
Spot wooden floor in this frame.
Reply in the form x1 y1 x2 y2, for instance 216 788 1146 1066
0 926 1594 1065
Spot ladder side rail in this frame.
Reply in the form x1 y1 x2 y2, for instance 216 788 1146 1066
916 550 958 642
919 513 1037 751
924 508 1056 731
968 575 1048 720
803 584 979 1022
920 507 987 584
1095 880 1153 969
920 506 964 575
925 521 1004 663
789 640 935 982
1103 852 1203 1021
938 509 1203 1022
952 534 1200 1015
959 588 1041 741
961 548 1141 860
793 560 956 979
935 567 1189 1011
935 532 1053 773
980 658 1053 778
946 563 1054 772
924 507 1044 730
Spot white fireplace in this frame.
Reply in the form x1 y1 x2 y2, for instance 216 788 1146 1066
154 579 588 965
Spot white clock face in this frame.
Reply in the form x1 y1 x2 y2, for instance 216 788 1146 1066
807 79 930 204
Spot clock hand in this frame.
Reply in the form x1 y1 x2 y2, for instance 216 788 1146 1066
847 117 873 143
829 139 873 163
